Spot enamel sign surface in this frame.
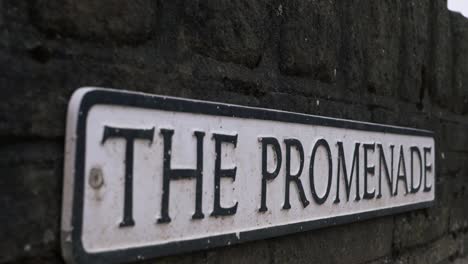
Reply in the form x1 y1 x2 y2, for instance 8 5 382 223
62 88 435 263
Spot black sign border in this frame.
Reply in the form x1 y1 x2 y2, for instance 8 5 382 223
65 88 435 264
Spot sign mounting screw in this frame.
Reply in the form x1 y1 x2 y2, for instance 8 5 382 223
89 167 104 189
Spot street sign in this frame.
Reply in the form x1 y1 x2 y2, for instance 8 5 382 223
62 87 435 263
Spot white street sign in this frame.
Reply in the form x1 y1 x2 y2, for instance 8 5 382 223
62 87 435 263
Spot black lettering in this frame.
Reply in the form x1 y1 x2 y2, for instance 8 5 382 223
423 147 433 192
377 144 394 198
283 139 309 209
158 129 205 223
394 146 409 195
310 139 332 205
334 142 360 203
363 143 376 199
211 133 239 217
410 146 423 193
101 125 155 227
259 137 282 212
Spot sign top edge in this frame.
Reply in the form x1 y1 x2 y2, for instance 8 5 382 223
69 87 435 138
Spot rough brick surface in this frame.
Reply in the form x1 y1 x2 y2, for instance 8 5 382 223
279 0 338 82
451 12 468 114
184 0 269 68
33 0 158 43
364 0 401 97
398 0 430 104
0 142 63 263
270 218 393 264
1 0 468 263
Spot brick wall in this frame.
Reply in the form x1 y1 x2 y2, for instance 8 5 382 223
1 0 468 263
